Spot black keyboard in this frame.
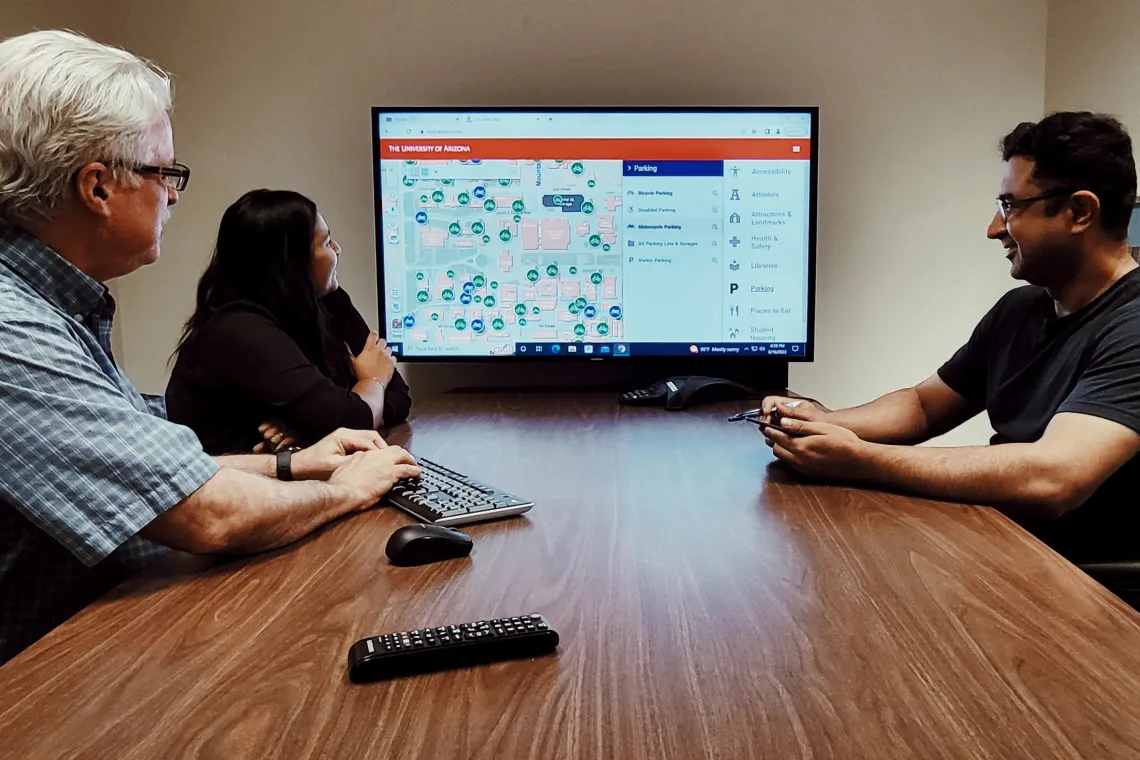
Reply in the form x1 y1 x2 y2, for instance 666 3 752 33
383 457 534 526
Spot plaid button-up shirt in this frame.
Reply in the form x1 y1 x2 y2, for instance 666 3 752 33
0 226 218 665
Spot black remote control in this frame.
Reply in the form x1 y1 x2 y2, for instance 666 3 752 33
347 614 559 683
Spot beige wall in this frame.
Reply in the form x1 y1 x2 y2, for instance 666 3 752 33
5 0 1051 445
1046 0 1140 126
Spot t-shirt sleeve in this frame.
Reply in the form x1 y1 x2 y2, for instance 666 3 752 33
937 298 1007 408
1057 312 1140 434
383 367 412 426
0 316 219 568
320 287 371 354
196 309 374 439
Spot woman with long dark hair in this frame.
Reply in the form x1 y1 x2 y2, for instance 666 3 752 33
166 189 411 455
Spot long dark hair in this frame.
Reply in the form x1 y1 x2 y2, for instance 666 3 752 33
174 189 351 383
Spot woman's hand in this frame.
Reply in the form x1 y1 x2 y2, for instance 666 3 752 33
253 420 302 453
349 331 397 385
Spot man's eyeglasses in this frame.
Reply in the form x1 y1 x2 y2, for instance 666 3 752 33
996 188 1076 220
131 162 191 192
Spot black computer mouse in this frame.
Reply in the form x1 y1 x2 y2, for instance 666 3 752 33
385 524 473 566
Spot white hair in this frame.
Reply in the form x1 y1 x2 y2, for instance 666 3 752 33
0 30 173 225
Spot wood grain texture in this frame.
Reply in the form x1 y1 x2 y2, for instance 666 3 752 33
3 392 1140 759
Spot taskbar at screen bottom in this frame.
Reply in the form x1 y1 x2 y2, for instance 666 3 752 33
387 342 809 359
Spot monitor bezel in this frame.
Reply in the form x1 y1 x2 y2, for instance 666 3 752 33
371 105 819 364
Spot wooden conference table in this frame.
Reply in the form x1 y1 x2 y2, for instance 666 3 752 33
3 392 1140 759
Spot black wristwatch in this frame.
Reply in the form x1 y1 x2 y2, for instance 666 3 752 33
276 447 301 481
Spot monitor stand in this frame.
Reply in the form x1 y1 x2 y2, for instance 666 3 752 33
421 359 789 405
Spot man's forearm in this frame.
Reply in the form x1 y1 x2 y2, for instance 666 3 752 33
855 442 1075 518
826 389 933 445
215 454 273 477
144 468 367 554
207 471 365 553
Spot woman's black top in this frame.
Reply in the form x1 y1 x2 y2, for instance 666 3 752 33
166 288 411 455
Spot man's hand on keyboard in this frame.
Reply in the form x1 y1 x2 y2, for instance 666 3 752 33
330 446 421 509
290 428 389 481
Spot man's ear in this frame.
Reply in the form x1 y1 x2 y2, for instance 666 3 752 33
74 162 114 218
1068 190 1100 235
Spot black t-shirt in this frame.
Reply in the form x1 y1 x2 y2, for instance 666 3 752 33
938 268 1140 563
166 288 411 455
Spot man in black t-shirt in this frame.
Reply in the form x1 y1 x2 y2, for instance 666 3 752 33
761 112 1140 571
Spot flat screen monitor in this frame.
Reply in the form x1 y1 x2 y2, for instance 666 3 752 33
1129 202 1140 262
372 107 818 361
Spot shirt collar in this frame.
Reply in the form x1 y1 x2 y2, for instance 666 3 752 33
0 226 109 319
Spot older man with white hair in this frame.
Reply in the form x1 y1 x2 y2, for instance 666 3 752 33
0 31 419 665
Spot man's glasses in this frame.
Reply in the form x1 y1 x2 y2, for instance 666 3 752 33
131 162 191 191
996 188 1076 220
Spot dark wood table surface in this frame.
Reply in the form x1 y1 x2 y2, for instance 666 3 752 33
4 392 1140 759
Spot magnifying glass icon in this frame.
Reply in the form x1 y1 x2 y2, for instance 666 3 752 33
712 223 718 230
